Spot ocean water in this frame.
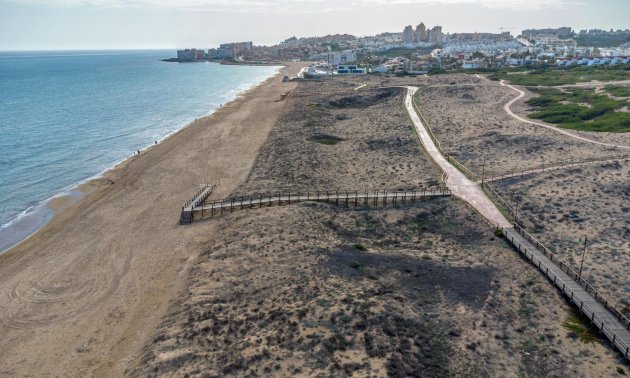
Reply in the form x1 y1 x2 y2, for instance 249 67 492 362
0 50 280 251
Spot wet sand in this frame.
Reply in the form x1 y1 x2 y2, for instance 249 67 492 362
0 63 306 377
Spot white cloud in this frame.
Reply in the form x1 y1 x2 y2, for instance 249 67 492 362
2 0 581 12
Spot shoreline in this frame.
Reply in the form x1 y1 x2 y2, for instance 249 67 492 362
0 61 306 376
0 65 283 255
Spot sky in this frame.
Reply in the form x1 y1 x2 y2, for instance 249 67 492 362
0 0 628 50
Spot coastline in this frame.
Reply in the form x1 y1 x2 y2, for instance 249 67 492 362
0 61 307 376
0 65 283 255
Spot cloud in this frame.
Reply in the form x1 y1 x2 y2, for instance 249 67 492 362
1 0 581 12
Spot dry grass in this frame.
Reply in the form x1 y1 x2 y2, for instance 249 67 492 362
138 201 620 377
416 74 629 178
135 75 624 377
490 161 630 313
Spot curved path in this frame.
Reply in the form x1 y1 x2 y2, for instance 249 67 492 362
405 85 630 362
501 80 630 150
404 86 511 228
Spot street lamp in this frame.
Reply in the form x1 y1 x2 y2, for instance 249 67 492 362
578 235 588 281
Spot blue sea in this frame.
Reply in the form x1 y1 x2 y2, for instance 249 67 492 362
0 50 280 251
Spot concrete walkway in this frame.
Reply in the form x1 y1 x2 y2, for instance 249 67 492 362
406 85 630 361
501 80 630 150
404 87 511 228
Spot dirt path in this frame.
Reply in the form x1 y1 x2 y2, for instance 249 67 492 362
405 86 511 228
501 80 630 150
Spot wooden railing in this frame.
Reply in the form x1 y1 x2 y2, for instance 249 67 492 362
485 179 630 361
485 156 629 183
504 227 630 361
511 223 630 329
180 184 216 224
184 187 451 222
411 91 480 181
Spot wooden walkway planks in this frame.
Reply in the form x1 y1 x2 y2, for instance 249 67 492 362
504 226 630 361
182 188 451 222
408 84 630 361
180 184 216 224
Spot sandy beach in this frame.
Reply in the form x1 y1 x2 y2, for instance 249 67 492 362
133 74 620 376
0 62 305 377
0 70 625 377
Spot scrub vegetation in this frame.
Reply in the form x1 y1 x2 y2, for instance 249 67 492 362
489 64 630 86
525 87 630 132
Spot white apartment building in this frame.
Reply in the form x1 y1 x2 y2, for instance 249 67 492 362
327 51 357 65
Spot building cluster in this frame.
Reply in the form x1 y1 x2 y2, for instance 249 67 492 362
555 56 629 67
402 23 442 44
325 51 357 65
520 27 577 48
303 62 367 76
522 27 573 40
209 41 253 59
173 24 630 74
449 32 512 43
176 41 253 62
176 48 207 62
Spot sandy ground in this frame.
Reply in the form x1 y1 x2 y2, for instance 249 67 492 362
414 73 630 313
1 71 627 376
137 201 623 377
416 74 630 179
490 161 630 313
234 77 443 195
135 75 624 377
0 62 307 377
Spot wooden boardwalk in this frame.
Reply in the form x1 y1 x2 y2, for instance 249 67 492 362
182 188 451 223
504 225 630 361
409 85 630 361
180 184 216 224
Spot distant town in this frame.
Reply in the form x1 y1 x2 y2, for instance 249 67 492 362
170 24 630 75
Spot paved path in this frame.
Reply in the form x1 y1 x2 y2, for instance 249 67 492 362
406 86 630 361
404 87 511 228
501 80 630 150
